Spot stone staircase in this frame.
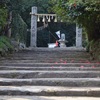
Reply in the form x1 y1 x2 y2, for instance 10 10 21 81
0 47 100 100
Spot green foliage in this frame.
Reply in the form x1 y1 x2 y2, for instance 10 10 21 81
0 36 14 56
20 0 51 27
0 5 7 32
50 0 100 41
0 0 29 41
89 39 100 60
4 0 51 44
0 36 13 50
12 13 27 43
0 41 6 50
49 0 68 21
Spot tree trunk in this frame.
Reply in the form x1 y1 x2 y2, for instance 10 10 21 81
7 11 12 38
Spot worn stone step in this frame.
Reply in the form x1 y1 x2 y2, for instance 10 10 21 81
1 58 91 60
0 96 100 100
13 51 88 55
0 63 100 67
0 86 100 97
0 60 92 63
8 58 89 62
0 70 100 78
12 52 89 56
0 66 100 71
1 52 90 56
0 48 99 97
0 78 100 87
0 59 93 63
0 56 90 59
14 47 86 51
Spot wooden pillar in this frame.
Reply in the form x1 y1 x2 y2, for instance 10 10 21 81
30 7 37 47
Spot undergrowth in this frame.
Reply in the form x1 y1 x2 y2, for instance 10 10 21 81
0 36 14 56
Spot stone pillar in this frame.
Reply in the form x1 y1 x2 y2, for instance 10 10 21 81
76 26 82 47
30 7 37 47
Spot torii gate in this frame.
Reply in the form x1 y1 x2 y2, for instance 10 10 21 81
30 7 57 47
30 6 82 47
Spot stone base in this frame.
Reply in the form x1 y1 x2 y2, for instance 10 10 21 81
60 43 66 48
58 40 67 48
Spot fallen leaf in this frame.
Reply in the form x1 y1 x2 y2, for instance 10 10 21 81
92 66 96 68
60 59 63 62
55 62 58 64
70 60 74 63
86 60 90 64
64 61 67 64
80 66 84 68
59 66 62 68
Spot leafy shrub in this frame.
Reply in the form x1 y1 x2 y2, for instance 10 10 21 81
90 39 100 60
0 36 14 56
0 5 7 33
0 36 13 50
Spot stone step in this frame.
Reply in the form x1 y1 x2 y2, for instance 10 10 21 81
10 57 89 59
0 55 90 60
0 57 91 61
3 50 89 54
0 86 100 96
1 59 94 63
1 58 90 60
0 78 100 87
0 63 100 67
0 96 100 100
14 51 88 54
0 48 99 97
0 66 100 71
0 70 100 78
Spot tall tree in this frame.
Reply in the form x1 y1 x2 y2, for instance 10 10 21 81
50 0 100 41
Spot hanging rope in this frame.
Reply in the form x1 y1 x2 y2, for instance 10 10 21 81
48 31 58 40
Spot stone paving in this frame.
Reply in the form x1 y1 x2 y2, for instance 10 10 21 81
0 96 100 100
0 47 100 99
